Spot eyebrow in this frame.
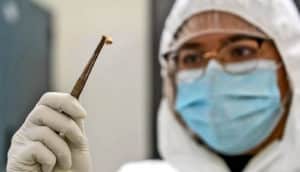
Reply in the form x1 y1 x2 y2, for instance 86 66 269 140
175 34 267 54
222 34 264 46
179 42 203 50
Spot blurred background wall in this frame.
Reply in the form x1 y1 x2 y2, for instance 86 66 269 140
33 0 152 171
1 0 152 171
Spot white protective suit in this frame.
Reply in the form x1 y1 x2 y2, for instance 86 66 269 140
119 0 300 171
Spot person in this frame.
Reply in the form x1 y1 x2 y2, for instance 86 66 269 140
6 0 300 171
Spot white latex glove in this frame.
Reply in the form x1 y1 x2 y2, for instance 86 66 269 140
6 92 92 172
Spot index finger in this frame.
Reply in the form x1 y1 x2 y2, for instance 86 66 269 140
38 92 87 119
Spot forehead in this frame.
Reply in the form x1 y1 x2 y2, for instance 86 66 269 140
181 33 261 45
176 10 267 40
169 11 270 53
182 33 236 44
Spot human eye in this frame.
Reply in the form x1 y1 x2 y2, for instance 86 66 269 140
176 49 205 70
182 53 203 64
230 46 257 58
221 40 259 62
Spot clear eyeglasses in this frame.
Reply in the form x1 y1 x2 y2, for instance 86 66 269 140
164 36 277 77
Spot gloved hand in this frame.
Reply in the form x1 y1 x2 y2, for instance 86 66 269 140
6 92 92 172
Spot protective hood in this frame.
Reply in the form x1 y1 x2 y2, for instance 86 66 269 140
158 0 300 171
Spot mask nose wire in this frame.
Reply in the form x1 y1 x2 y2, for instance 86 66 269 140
203 51 219 70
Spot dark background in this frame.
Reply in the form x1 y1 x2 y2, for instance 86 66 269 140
150 0 175 158
0 0 51 171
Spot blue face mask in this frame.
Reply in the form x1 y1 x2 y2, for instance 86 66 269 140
175 61 282 155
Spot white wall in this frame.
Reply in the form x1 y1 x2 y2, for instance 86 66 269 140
32 0 151 171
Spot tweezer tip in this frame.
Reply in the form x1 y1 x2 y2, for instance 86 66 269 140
103 35 113 44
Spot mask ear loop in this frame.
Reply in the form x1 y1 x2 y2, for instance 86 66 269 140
275 60 291 113
279 86 292 118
